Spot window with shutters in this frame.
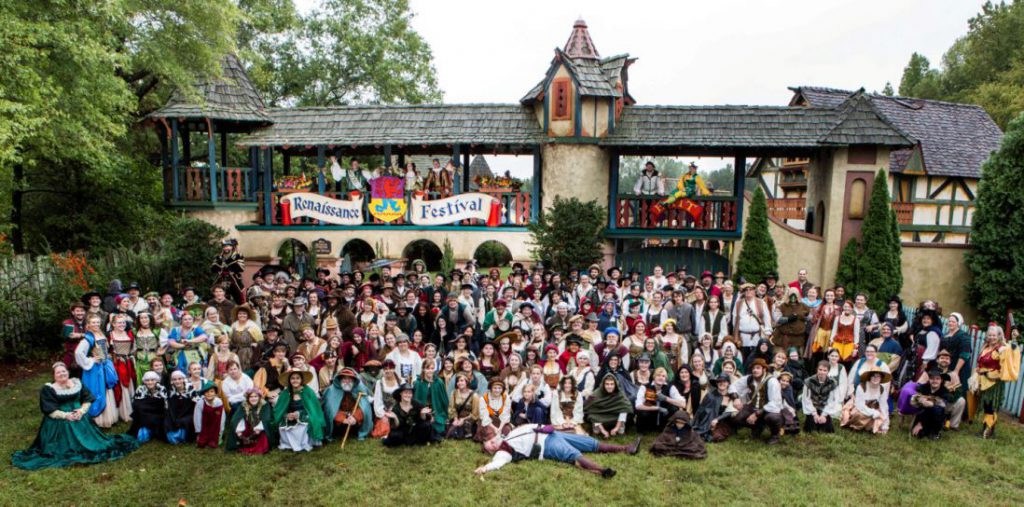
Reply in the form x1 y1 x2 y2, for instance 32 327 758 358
551 78 571 120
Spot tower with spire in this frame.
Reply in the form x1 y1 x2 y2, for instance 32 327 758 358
521 18 636 139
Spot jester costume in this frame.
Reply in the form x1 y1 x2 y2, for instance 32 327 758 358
650 170 710 223
211 240 245 304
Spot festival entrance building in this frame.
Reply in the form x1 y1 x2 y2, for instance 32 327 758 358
145 19 1001 315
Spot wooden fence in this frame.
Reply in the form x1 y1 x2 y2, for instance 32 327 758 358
0 255 56 357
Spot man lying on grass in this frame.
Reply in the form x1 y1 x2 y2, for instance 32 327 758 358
475 423 640 478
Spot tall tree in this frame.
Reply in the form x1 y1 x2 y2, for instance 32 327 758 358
528 197 606 274
966 112 1024 320
735 187 778 283
251 0 442 106
897 1 1024 128
856 170 903 311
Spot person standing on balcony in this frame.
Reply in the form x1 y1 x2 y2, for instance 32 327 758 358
633 161 664 196
423 158 453 198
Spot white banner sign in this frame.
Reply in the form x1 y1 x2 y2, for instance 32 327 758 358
281 192 364 225
411 193 499 225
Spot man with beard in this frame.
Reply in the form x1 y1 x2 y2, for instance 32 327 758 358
324 289 357 338
322 368 374 441
281 297 314 352
212 239 246 304
727 358 785 444
772 287 810 351
62 302 88 377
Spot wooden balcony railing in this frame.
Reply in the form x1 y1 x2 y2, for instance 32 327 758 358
176 166 255 202
767 198 806 221
256 189 531 227
892 202 915 224
614 195 738 232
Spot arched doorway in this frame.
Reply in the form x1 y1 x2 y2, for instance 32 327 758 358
403 239 443 272
341 239 376 269
473 240 512 268
277 239 313 279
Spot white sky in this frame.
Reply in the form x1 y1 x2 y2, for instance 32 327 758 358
295 0 987 176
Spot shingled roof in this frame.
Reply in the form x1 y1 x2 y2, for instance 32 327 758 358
790 86 1003 177
601 101 914 150
148 54 270 124
236 104 544 147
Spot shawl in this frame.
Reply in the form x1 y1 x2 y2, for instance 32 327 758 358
649 411 706 459
272 385 326 442
322 375 373 440
584 373 634 422
413 376 449 433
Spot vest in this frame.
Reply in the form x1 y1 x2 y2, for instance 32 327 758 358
703 310 725 337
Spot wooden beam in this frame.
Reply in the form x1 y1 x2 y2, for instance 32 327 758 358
532 145 542 223
283 152 291 176
206 118 217 203
452 144 461 194
220 130 228 168
171 119 180 201
262 148 273 226
317 146 326 195
734 153 747 236
463 147 471 191
249 146 258 202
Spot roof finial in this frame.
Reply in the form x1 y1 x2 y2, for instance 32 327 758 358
564 17 599 59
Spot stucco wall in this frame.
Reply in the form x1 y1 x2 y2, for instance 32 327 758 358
186 208 257 237
732 194 825 285
901 245 975 322
541 143 610 210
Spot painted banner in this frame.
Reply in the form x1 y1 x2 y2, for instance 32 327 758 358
411 192 501 226
280 192 364 225
368 176 407 223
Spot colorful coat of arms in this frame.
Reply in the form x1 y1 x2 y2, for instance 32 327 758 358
368 176 407 222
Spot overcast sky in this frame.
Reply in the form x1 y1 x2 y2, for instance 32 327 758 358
296 0 988 174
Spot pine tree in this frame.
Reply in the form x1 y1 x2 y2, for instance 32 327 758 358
966 112 1024 320
857 169 903 311
735 187 778 283
835 237 863 295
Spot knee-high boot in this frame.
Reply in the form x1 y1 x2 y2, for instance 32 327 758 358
576 456 615 478
982 414 996 439
597 437 641 454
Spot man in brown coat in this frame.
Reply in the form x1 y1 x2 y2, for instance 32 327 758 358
773 287 810 351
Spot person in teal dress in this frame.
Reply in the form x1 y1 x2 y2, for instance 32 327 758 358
12 362 139 470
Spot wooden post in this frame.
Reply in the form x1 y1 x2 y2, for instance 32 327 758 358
532 145 542 223
452 144 461 194
463 148 471 191
249 147 259 201
608 149 619 229
207 120 218 203
263 148 274 226
734 153 747 236
182 126 191 169
171 119 180 202
221 131 228 168
317 146 326 194
384 145 392 170
283 151 291 176
159 126 170 204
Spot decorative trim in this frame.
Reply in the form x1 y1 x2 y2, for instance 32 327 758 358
48 379 83 396
237 225 530 232
900 242 973 249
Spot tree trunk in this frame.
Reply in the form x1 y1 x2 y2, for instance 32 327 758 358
11 163 24 253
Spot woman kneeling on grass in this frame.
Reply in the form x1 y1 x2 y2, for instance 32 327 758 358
474 424 640 478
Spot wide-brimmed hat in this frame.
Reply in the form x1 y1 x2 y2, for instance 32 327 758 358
291 297 308 307
926 369 950 382
394 383 414 396
565 333 586 347
80 290 102 304
279 368 314 386
777 370 794 382
337 368 359 380
859 366 892 385
231 303 254 322
496 330 522 345
747 358 769 371
738 282 756 291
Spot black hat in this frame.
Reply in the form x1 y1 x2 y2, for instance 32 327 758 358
764 271 778 280
316 267 330 276
565 333 585 347
714 373 732 385
394 383 414 396
80 291 102 304
606 266 622 277
926 369 949 382
126 281 141 291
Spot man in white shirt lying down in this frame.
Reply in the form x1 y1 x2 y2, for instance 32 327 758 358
474 424 640 478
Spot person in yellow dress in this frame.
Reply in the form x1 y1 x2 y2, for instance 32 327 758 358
667 162 711 203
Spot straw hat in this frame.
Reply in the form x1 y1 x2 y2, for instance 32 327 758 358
858 365 892 385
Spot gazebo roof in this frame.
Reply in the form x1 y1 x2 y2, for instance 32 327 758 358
147 54 270 124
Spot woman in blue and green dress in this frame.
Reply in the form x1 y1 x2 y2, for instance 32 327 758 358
11 362 138 470
166 312 208 374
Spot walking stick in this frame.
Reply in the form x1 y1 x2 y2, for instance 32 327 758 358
341 391 365 449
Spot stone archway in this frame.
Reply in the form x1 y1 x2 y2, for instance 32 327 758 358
403 239 443 272
276 238 313 279
341 239 376 266
473 240 513 268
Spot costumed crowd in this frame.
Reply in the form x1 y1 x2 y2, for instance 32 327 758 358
11 239 1022 476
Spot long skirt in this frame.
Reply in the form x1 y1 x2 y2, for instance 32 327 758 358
843 400 881 431
279 422 314 452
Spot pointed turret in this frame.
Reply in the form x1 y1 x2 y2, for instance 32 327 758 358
563 18 600 60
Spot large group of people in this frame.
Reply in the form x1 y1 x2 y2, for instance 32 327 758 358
11 239 1022 475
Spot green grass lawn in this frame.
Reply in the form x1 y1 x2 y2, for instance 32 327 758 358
1 373 1022 506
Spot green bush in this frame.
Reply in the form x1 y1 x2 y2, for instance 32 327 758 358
474 241 512 268
735 187 778 283
528 196 606 274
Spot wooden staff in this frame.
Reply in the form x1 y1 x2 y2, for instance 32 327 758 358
340 391 365 449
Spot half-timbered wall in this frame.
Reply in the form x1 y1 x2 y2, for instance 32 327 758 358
892 174 976 244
